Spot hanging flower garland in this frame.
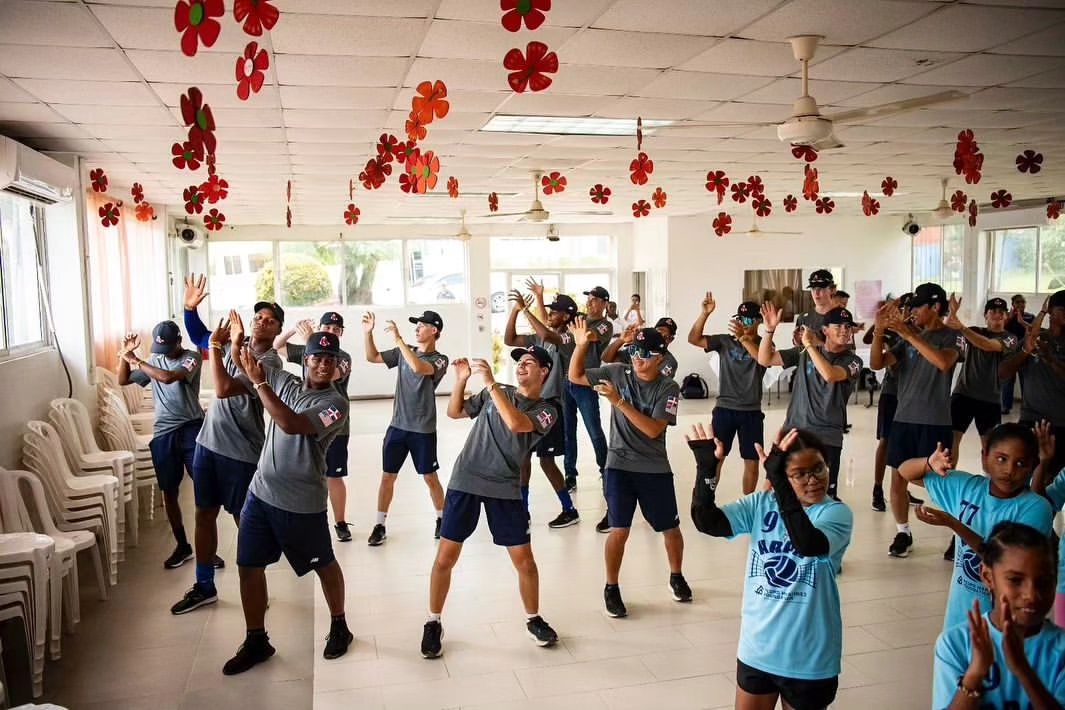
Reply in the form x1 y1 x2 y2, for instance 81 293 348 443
174 0 224 57
344 204 360 225
705 170 728 205
398 172 415 194
752 195 772 217
990 189 1012 209
880 176 897 197
1015 149 1043 174
204 208 226 231
183 185 205 214
802 166 819 202
501 0 550 31
488 192 499 212
286 205 292 228
409 151 440 194
90 168 108 193
447 176 459 198
652 187 667 209
236 41 269 101
504 41 558 93
746 175 764 196
135 202 155 222
411 80 450 125
171 140 203 170
953 129 984 184
861 191 879 217
405 111 428 142
730 182 749 204
541 171 566 195
394 140 419 167
359 158 391 190
968 199 978 228
233 0 279 36
712 212 732 237
98 202 120 227
1047 201 1062 221
180 87 217 158
629 152 653 185
791 145 818 163
131 183 144 203
815 197 835 214
589 184 611 204
950 190 968 213
783 194 798 213
632 200 651 218
199 173 229 203
377 133 399 164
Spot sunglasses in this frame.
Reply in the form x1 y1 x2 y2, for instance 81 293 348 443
626 344 659 360
737 316 757 327
787 463 829 482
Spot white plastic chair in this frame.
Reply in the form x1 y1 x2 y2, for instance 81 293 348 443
97 381 154 436
22 422 119 586
49 399 138 550
0 532 55 697
97 389 157 520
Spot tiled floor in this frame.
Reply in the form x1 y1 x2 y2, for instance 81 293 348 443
35 393 987 709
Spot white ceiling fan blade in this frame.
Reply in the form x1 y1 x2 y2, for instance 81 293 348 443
826 90 968 125
810 133 844 151
482 211 531 218
554 209 614 216
656 120 777 130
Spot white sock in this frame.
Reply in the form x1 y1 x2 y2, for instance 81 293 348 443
526 612 538 620
435 509 443 519
897 523 911 535
427 612 441 623
376 511 387 525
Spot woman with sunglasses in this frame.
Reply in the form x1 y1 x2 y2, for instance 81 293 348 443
688 426 852 710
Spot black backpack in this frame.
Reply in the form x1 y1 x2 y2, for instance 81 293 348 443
680 372 709 399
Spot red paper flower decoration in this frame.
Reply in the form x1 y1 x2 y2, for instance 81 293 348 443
174 0 223 57
815 197 835 214
1047 201 1062 221
409 150 440 194
589 184 611 204
131 183 144 203
171 140 203 170
204 207 225 231
541 171 566 195
783 194 798 213
89 168 108 193
803 166 819 202
236 41 269 101
206 152 217 175
447 176 459 199
632 200 651 218
629 152 654 186
199 173 229 203
411 80 449 125
501 0 550 32
1015 150 1043 175
951 190 968 213
180 87 216 157
652 187 667 209
504 41 558 94
344 203 360 225
880 176 897 197
791 145 818 163
861 191 879 217
286 179 291 203
98 202 119 227
233 0 279 37
395 140 419 166
752 195 772 217
730 182 749 204
135 202 155 222
359 157 392 190
286 206 291 228
990 189 1012 209
746 176 764 195
377 133 399 163
712 212 732 237
398 172 415 194
968 199 978 228
953 129 984 184
488 192 499 212
405 110 428 142
183 185 205 214
705 170 729 204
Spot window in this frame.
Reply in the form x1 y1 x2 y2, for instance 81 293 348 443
491 235 613 269
989 224 1064 293
207 241 273 316
406 240 467 304
223 254 242 275
0 192 48 354
912 224 963 294
339 241 404 306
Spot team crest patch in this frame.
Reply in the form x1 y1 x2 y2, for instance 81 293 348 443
1004 335 1018 349
318 406 343 426
596 323 609 335
847 360 860 377
181 357 197 371
665 395 679 416
536 409 555 429
433 358 445 370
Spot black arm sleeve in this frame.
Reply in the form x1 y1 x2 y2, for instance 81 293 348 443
688 440 733 537
764 450 830 557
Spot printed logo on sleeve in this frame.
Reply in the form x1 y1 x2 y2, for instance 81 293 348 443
1004 335 1018 349
536 409 555 429
847 360 860 378
665 394 679 416
318 406 343 426
433 358 445 370
181 356 197 372
661 364 674 377
596 322 609 335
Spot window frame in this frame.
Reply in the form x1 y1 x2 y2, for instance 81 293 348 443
986 224 1062 294
910 223 964 294
0 194 51 360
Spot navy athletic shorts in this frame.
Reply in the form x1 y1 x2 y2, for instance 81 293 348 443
604 467 680 532
950 394 1001 436
148 419 201 493
439 489 530 547
191 444 257 515
236 492 334 576
711 407 764 461
325 434 349 478
382 426 439 475
876 393 898 441
534 416 565 458
887 421 954 469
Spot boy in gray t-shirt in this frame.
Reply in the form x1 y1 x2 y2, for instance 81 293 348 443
118 320 204 569
421 346 560 659
363 310 449 546
571 322 691 619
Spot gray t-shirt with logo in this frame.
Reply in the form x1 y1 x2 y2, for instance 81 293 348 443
1020 332 1065 426
129 348 204 436
706 334 766 411
614 348 679 380
879 332 902 397
380 346 449 433
779 346 862 448
196 344 283 463
586 364 679 474
583 317 614 368
287 343 352 436
954 328 1019 404
514 333 567 399
247 366 349 514
447 386 559 500
891 327 963 426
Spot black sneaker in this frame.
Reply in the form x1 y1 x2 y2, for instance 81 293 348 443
548 509 580 528
889 532 914 558
604 584 627 618
421 620 443 658
170 583 218 615
163 543 193 569
669 574 693 603
564 476 577 493
323 628 354 660
434 517 442 540
943 538 956 562
213 555 225 569
525 616 558 647
334 521 352 542
367 524 387 546
871 486 886 512
908 492 924 506
222 637 275 675
595 515 610 533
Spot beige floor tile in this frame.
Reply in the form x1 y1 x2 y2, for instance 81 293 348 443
863 614 946 649
562 625 695 663
638 640 741 680
514 656 656 698
598 673 737 710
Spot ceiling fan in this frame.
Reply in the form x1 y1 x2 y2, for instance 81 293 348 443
483 172 612 222
735 217 800 237
657 35 967 151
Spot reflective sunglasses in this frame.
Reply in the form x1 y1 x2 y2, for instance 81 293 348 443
626 344 658 360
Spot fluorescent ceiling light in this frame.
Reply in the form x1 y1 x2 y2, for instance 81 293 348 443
821 191 904 199
481 115 673 136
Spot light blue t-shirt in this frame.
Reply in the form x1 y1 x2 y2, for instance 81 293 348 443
933 616 1065 709
1043 467 1065 593
925 470 1053 631
721 492 853 680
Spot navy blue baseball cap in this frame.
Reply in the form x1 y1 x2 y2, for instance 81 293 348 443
655 317 678 335
984 297 1008 313
735 301 763 320
547 294 579 317
319 311 344 328
583 286 610 300
630 327 668 355
824 307 856 327
150 320 181 353
409 310 444 332
511 344 552 370
305 331 341 356
253 301 285 325
910 282 948 309
808 269 835 288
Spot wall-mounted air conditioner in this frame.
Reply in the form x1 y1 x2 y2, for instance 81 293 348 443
0 135 75 205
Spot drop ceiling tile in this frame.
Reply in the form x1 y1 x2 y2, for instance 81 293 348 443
274 55 409 87
594 96 721 120
271 13 427 56
286 127 380 144
25 137 106 153
990 23 1065 57
809 48 964 83
1008 67 1065 88
0 46 138 81
964 87 1065 111
681 38 839 77
739 78 876 105
403 58 508 93
436 0 613 27
0 1 112 47
13 78 161 106
82 123 181 140
562 29 718 69
542 65 663 97
739 0 936 44
496 92 606 117
274 0 437 16
51 103 177 125
593 0 782 36
279 86 396 110
634 70 775 101
202 107 283 128
282 109 389 128
871 108 1056 129
0 121 91 139
869 4 1065 52
126 50 243 85
89 6 248 53
0 102 63 123
903 54 1065 86
832 83 969 108
418 20 575 61
152 82 281 109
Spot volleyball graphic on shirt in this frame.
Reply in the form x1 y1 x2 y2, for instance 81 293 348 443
750 551 817 590
960 545 983 585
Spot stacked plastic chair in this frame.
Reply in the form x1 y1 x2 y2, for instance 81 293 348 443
95 369 154 436
97 388 157 520
49 399 138 551
0 531 55 698
22 422 119 587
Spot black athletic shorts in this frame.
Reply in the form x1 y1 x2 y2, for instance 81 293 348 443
534 415 564 458
950 393 1001 436
604 468 680 532
237 492 334 577
876 393 897 441
325 434 349 478
711 407 764 461
887 421 953 469
736 659 838 710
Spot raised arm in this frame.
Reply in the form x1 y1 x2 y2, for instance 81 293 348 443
946 294 1005 353
802 329 850 383
116 332 140 385
756 303 784 367
870 301 901 371
503 290 531 347
384 319 434 376
209 313 248 398
522 303 561 346
362 312 385 364
728 320 760 359
686 291 715 349
523 278 547 321
914 506 984 555
182 274 211 349
686 422 734 536
601 325 635 363
1030 421 1061 502
595 376 667 439
761 432 831 557
471 359 535 433
231 314 315 436
447 359 472 419
568 315 592 386
898 442 952 486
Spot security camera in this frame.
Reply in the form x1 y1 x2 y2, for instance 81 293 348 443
175 224 205 249
179 227 199 243
902 215 921 237
545 224 560 242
